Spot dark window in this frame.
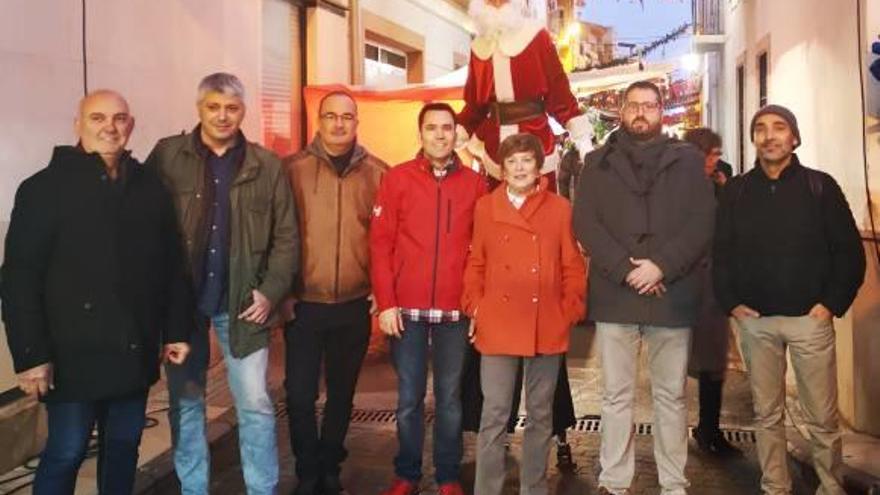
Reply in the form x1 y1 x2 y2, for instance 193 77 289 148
365 43 379 61
381 49 407 70
758 51 768 108
737 64 745 172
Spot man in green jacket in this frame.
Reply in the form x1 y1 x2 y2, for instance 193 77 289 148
147 72 299 495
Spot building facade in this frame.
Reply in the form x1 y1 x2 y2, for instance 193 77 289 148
306 0 474 88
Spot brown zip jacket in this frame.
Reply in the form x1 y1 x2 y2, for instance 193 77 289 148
284 136 387 304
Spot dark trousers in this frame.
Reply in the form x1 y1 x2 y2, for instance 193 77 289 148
696 372 725 434
391 319 468 484
284 297 371 479
34 390 148 495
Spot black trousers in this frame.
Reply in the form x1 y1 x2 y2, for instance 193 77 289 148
284 297 371 479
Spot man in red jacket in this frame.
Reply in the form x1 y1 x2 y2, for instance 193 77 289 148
371 103 488 495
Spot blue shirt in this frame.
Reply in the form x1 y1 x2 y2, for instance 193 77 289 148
196 132 244 316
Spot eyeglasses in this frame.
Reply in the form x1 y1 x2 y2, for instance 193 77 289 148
622 101 661 114
320 112 356 123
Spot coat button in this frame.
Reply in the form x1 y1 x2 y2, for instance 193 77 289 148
532 235 538 241
195 193 202 199
129 343 140 351
502 295 509 302
83 302 93 311
532 296 539 303
531 266 538 274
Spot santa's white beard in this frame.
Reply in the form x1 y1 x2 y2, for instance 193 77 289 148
469 0 527 37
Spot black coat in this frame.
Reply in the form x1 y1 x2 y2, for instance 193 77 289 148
1 146 192 402
713 157 865 317
573 133 715 327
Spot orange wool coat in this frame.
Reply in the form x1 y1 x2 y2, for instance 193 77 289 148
462 180 586 356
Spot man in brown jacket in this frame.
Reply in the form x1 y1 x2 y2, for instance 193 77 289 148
282 91 388 495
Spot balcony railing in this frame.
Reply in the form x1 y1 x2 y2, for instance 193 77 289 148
692 0 723 36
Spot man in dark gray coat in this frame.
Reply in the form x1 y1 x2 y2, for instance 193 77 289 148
573 81 715 495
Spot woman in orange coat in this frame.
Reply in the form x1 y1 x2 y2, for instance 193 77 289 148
462 133 586 494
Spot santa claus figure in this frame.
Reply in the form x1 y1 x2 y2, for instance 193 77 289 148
458 0 593 184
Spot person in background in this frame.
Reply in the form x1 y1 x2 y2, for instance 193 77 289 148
681 127 741 456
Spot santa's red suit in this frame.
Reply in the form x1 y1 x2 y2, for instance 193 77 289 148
457 14 592 180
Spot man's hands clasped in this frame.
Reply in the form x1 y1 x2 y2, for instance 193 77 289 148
626 257 666 297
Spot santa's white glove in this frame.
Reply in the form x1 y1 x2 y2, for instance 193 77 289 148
566 113 594 160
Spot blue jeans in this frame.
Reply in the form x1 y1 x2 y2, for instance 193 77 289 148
34 390 148 495
166 313 278 495
390 319 468 484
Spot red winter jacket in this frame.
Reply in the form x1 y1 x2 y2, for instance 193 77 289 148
370 155 488 312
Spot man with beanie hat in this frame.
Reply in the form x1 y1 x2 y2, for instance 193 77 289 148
714 104 865 495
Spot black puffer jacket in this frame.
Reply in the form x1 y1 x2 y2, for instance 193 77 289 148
2 146 192 401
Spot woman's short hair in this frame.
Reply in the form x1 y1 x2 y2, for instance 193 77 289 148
683 127 722 155
498 133 545 170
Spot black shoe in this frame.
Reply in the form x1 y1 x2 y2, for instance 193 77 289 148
293 478 321 495
693 427 743 457
556 442 577 471
322 473 343 495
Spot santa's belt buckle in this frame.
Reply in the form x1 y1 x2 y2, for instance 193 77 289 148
488 100 545 126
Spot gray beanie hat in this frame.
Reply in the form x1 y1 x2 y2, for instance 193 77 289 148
750 104 801 148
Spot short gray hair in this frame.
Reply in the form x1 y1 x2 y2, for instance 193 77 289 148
197 72 245 101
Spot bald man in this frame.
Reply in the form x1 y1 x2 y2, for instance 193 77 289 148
1 90 192 494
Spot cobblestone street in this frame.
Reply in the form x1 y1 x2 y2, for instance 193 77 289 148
141 327 822 495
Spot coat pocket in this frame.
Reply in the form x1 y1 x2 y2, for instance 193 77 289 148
246 199 271 254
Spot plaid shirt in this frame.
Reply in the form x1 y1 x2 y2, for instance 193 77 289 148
400 307 463 323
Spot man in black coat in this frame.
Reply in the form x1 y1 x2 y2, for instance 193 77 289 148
1 90 191 494
573 81 715 495
713 105 864 495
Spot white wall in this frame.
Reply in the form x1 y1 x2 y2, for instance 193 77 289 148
360 0 472 80
719 0 880 435
720 0 868 228
0 0 265 223
0 0 268 393
307 6 352 84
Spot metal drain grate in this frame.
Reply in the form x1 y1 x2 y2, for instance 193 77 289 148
274 402 756 443
351 409 397 424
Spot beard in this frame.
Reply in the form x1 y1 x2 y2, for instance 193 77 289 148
469 0 527 37
623 116 662 140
